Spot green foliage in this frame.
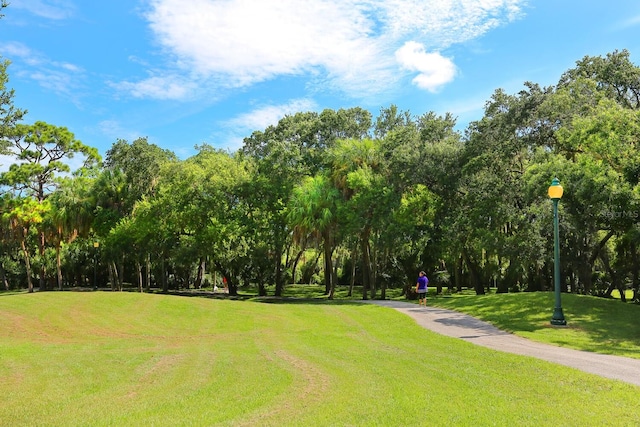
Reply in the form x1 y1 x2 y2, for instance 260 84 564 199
1 121 100 200
0 59 26 157
103 137 177 213
5 47 640 301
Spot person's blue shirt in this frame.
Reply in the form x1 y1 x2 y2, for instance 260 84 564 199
417 275 428 291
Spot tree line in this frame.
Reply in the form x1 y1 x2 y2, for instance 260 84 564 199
2 45 640 301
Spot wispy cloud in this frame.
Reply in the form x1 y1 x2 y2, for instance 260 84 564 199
214 98 319 150
0 41 85 99
124 0 525 100
97 120 144 143
614 14 640 31
10 0 76 20
29 69 82 96
111 74 198 100
224 99 318 132
0 42 42 66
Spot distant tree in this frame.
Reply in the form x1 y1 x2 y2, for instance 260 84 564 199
103 137 177 213
45 173 96 290
2 197 48 292
0 121 100 289
558 49 640 110
0 60 26 157
241 108 372 296
98 138 177 288
288 174 341 298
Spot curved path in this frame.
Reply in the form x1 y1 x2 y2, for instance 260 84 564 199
362 300 640 387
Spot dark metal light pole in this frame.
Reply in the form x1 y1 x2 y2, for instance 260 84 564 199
548 178 566 326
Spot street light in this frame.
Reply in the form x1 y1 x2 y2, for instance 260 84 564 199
93 241 100 291
548 178 566 326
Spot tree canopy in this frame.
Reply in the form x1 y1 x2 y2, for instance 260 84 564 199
2 47 640 303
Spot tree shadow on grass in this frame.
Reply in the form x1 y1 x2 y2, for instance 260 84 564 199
252 296 369 306
141 289 369 306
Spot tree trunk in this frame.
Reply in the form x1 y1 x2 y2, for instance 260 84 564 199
578 260 593 294
20 229 34 293
56 243 63 291
348 245 357 297
161 256 168 293
290 248 304 285
361 230 372 300
145 253 151 292
258 280 267 296
136 261 143 293
194 257 205 289
118 256 125 291
370 239 377 300
227 277 238 296
462 248 484 295
274 245 284 297
455 254 463 292
600 252 626 301
109 260 121 291
1 261 10 291
38 230 47 291
497 258 511 294
108 262 115 291
322 229 333 296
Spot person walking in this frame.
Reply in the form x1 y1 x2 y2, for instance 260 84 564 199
416 271 429 306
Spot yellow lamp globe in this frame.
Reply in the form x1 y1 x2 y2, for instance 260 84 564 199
548 178 563 200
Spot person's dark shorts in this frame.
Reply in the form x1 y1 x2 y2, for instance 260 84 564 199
417 290 427 299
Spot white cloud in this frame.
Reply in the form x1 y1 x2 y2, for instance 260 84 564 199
215 98 318 150
395 41 457 92
97 120 143 143
0 42 43 66
11 0 76 20
0 42 85 98
615 14 640 31
112 75 198 100
377 0 523 44
30 69 81 95
225 99 318 132
128 0 525 100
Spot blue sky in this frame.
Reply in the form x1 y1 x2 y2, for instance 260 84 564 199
2 0 640 162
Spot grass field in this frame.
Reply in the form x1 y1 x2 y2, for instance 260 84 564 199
270 284 640 359
1 291 639 426
421 290 640 360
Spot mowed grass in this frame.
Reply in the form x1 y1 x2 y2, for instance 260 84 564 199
426 291 640 359
1 292 639 426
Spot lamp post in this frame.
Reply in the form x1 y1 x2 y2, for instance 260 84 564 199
93 241 100 291
548 178 566 326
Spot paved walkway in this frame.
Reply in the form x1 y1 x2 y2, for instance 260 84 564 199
363 300 640 387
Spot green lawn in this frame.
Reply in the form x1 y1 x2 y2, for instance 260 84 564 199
424 291 640 359
276 284 640 359
1 291 639 426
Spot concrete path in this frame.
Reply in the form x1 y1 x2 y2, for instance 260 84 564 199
362 300 640 387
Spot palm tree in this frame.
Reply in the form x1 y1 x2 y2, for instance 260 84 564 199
329 138 387 299
3 197 48 292
288 174 341 298
46 175 95 290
